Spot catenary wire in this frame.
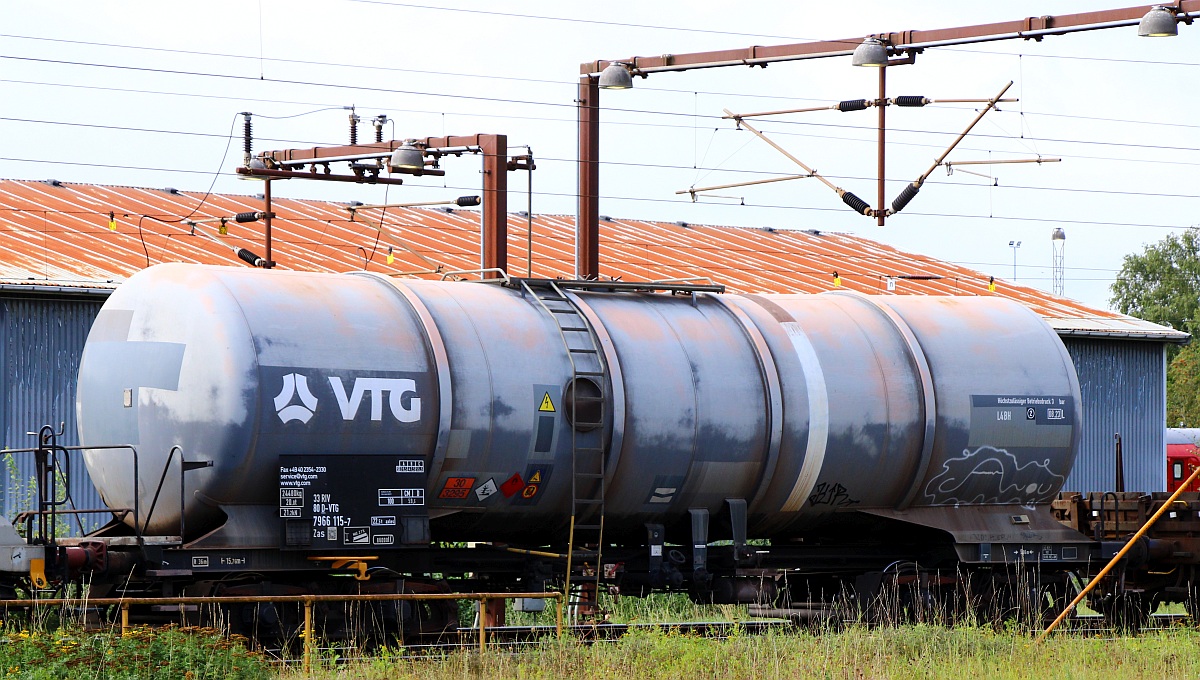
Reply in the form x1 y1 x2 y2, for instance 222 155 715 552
6 32 1199 117
9 51 1195 155
1 75 1193 164
3 132 1197 202
339 1 822 42
0 160 1191 233
3 100 1197 174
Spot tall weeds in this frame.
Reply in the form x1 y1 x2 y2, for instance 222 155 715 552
289 625 1200 680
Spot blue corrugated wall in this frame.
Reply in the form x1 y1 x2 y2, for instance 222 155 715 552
1062 337 1166 494
1 296 106 533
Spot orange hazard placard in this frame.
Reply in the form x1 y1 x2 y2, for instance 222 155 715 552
438 477 475 499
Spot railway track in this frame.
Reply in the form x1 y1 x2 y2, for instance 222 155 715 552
407 612 1196 652
161 610 1200 667
1052 613 1191 634
375 619 794 653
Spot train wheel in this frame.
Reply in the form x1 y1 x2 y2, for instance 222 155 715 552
978 568 1064 629
212 581 309 655
1186 569 1200 625
1092 591 1149 633
855 566 947 625
393 580 460 645
1037 575 1072 629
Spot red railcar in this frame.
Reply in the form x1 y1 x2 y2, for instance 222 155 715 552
1167 428 1200 492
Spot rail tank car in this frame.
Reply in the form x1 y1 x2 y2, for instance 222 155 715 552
76 263 1081 554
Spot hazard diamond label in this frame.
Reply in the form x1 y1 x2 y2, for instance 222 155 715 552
500 473 525 498
475 478 498 502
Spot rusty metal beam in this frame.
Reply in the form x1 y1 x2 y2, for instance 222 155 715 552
577 77 601 279
235 167 415 184
261 134 509 275
582 3 1199 77
474 134 509 276
577 1 1199 267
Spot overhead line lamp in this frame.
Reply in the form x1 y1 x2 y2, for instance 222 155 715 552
238 158 271 181
388 141 426 174
598 62 634 89
1138 5 1179 36
851 38 889 67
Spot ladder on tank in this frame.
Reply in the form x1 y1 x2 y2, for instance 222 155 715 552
518 279 608 619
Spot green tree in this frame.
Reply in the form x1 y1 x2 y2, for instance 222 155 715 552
1109 227 1200 334
1168 342 1200 427
1110 227 1200 426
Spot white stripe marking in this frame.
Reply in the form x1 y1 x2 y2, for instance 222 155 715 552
780 322 829 512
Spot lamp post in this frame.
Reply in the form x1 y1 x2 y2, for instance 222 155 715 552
1051 228 1066 296
1009 240 1022 281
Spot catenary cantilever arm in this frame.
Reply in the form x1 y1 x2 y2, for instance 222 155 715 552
889 81 1013 215
724 109 874 216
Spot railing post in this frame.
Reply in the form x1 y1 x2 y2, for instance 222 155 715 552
478 596 487 652
120 603 130 636
556 594 563 639
303 599 314 674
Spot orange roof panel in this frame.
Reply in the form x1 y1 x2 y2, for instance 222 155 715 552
0 179 1182 341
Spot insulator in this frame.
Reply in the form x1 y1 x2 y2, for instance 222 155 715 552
894 96 928 107
235 247 264 267
456 195 482 207
349 114 359 145
840 191 872 216
891 183 921 213
234 211 260 223
242 114 253 157
836 99 869 113
374 118 384 143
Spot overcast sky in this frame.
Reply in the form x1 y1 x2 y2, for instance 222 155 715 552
2 1 1197 311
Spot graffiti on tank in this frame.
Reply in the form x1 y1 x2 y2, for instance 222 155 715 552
808 482 860 508
923 446 1064 505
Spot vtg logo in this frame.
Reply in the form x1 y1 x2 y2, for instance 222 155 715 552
274 373 421 424
274 373 318 424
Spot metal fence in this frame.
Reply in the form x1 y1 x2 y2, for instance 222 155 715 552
0 590 564 673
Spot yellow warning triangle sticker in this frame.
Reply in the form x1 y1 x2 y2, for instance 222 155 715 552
529 470 542 483
539 392 556 412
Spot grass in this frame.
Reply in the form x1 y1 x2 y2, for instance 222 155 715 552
1 591 1195 679
1 613 1197 679
286 624 1200 680
0 623 272 679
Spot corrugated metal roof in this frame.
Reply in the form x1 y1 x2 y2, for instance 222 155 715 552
0 179 1184 341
